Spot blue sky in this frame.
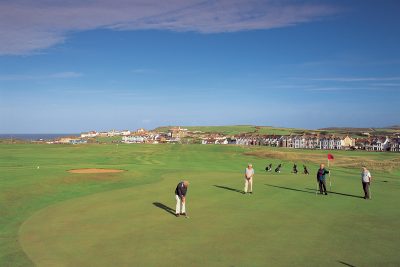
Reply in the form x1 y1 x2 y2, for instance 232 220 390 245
0 0 399 133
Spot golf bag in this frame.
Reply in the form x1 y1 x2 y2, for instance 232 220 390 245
275 164 282 173
292 164 298 174
265 163 272 172
303 165 309 175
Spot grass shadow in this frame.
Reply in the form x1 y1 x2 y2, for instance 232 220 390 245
153 202 175 216
213 185 244 194
265 184 315 194
304 188 363 199
338 260 357 267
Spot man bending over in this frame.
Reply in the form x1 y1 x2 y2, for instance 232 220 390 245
175 180 189 217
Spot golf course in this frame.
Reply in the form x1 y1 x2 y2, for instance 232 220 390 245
1 143 399 267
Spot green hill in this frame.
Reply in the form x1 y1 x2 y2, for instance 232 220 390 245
154 125 307 135
154 125 399 137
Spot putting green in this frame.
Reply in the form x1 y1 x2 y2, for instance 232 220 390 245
19 169 399 267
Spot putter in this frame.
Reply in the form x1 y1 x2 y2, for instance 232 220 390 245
369 184 372 200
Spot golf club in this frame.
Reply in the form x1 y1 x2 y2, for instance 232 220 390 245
369 183 372 200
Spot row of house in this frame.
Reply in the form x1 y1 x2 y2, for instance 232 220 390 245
389 138 400 152
81 129 134 138
355 137 399 152
168 127 188 139
47 137 87 144
79 126 400 152
78 128 183 144
121 129 181 144
201 137 230 145
80 127 195 143
203 134 399 152
232 134 350 150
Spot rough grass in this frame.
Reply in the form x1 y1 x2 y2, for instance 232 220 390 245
245 148 400 172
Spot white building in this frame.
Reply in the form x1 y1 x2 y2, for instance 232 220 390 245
80 131 98 138
107 130 122 136
120 130 131 136
370 137 390 151
389 138 400 152
122 135 147 143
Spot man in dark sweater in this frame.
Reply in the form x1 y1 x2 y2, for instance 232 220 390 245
317 164 330 195
175 181 189 217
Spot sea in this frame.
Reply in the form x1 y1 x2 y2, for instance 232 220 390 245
0 134 79 141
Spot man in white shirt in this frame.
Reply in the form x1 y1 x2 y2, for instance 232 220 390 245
361 167 372 199
244 164 254 194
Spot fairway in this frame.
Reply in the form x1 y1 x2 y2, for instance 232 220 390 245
1 144 400 266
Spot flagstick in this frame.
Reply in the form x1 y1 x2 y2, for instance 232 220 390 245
328 158 331 191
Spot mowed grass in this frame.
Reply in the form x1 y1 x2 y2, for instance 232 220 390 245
1 144 400 266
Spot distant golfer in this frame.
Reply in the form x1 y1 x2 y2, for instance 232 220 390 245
361 167 372 199
316 164 330 195
244 164 254 194
175 181 189 217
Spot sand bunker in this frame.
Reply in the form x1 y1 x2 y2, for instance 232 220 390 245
68 168 125 174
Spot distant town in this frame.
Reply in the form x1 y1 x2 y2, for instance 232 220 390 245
11 126 398 153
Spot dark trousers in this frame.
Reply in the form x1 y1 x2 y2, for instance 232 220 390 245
362 182 370 199
319 180 327 194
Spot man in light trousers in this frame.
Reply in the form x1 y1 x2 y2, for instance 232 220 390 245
175 180 189 217
361 167 372 199
244 164 254 194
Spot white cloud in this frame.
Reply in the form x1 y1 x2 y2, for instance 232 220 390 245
49 72 83 78
370 83 400 87
0 72 83 81
0 0 338 55
305 87 398 92
310 77 400 82
305 87 370 92
131 69 155 74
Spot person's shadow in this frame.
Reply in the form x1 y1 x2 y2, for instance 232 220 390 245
213 185 244 194
153 202 176 216
304 188 363 199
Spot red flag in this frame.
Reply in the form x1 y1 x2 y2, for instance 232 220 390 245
327 153 334 160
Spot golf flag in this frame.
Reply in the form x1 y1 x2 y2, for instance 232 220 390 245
327 153 334 190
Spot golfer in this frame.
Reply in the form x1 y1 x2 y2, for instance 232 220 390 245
244 164 254 194
175 181 189 217
361 167 372 199
316 164 330 195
